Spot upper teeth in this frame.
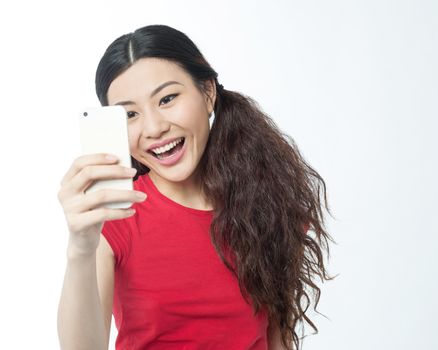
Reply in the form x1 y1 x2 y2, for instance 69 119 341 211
151 137 184 155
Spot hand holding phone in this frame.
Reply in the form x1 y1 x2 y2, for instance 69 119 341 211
57 153 147 258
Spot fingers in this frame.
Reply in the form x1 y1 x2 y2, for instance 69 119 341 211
70 164 136 196
58 153 146 257
65 206 137 235
60 153 118 188
63 188 147 214
58 154 137 200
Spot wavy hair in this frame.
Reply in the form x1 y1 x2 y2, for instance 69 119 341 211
95 24 337 350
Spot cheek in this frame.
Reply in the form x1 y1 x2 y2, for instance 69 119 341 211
172 98 207 127
127 129 141 151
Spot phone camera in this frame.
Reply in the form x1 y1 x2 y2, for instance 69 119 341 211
83 112 88 117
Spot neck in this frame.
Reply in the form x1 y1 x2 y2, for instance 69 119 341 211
148 168 212 211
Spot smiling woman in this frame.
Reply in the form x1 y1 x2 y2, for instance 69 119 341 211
104 56 215 187
91 24 335 350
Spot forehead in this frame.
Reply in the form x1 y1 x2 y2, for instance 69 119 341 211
107 58 189 104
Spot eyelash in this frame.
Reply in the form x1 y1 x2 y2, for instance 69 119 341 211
126 93 179 119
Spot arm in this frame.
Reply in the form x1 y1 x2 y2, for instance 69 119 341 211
57 249 108 350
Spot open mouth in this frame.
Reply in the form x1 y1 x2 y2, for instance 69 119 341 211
147 137 185 159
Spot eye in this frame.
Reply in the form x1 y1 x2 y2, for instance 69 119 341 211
159 93 178 106
126 111 137 119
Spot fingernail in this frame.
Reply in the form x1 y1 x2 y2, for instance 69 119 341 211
105 154 118 161
136 192 147 199
125 167 137 175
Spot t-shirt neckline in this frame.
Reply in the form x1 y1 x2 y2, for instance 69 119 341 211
140 172 214 217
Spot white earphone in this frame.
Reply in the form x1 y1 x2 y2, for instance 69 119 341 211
209 111 215 130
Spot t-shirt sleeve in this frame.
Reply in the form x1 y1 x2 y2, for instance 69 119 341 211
101 218 132 268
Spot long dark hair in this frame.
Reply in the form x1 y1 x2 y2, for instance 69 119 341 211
95 24 336 350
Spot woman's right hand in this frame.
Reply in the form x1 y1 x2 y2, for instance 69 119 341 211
57 153 147 258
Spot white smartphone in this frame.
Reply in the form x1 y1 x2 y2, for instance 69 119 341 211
78 105 133 209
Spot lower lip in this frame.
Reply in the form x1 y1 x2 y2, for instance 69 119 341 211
149 139 186 166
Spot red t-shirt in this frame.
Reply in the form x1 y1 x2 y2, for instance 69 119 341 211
101 172 270 349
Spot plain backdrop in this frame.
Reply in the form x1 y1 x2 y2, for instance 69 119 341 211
0 0 436 349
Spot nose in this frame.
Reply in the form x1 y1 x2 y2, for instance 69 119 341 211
140 108 170 138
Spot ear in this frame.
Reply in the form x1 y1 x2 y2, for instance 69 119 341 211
203 79 217 115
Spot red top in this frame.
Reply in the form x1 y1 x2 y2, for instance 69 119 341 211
101 172 270 349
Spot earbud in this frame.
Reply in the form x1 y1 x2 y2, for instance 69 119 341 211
209 111 215 130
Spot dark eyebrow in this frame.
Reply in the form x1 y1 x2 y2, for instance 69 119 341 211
114 80 183 106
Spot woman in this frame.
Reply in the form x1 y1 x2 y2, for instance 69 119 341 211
57 24 335 350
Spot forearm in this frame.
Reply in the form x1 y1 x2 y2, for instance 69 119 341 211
57 250 108 350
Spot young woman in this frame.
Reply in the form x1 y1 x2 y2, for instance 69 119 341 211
57 24 335 350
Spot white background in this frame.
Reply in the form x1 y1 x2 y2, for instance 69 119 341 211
0 0 436 349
